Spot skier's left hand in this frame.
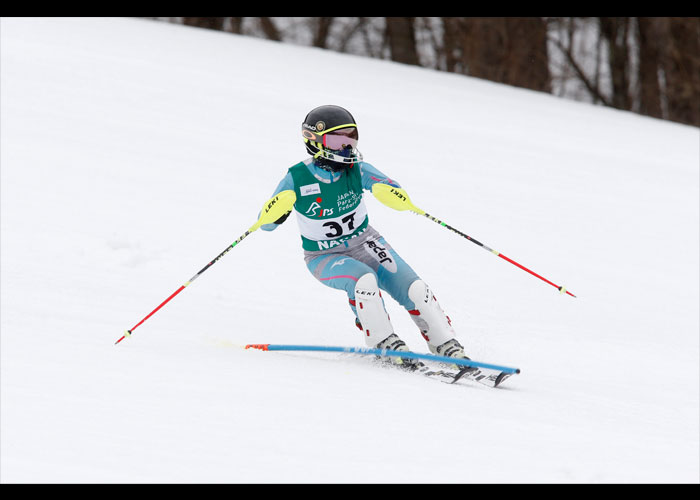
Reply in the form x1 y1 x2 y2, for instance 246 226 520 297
371 184 425 215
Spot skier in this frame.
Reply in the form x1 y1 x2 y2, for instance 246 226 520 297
261 105 469 369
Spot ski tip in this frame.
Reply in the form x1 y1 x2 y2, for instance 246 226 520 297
492 368 521 388
494 372 512 388
245 344 270 351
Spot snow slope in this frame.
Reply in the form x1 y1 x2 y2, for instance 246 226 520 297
1 17 698 483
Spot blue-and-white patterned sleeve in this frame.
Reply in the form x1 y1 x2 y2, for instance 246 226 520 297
359 162 401 191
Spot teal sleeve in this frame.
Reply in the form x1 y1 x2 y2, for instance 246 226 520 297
359 162 401 191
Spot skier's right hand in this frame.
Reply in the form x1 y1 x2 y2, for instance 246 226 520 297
274 210 291 225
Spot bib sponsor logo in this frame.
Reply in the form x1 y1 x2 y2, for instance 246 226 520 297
305 201 334 217
300 183 321 196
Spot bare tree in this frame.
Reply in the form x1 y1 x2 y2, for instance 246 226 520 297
158 16 700 127
337 17 373 55
384 17 420 65
312 17 334 48
182 17 226 31
507 17 551 93
447 18 550 92
440 17 463 73
229 17 244 34
636 17 664 119
258 17 281 41
548 17 611 105
599 17 633 110
664 17 700 126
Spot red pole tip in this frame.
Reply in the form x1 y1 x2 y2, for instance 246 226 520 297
245 344 269 351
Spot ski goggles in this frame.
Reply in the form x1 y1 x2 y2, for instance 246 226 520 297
302 124 359 151
321 127 358 151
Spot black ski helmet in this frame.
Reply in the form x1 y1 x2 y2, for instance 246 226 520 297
301 105 362 169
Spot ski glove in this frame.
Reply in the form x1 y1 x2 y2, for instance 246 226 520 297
371 184 425 215
274 210 292 225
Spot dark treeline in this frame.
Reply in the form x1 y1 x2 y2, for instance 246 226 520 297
161 17 699 127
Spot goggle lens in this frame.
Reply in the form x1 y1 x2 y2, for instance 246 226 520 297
322 127 358 151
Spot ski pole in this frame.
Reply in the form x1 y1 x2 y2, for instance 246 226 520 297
372 184 576 298
115 190 297 345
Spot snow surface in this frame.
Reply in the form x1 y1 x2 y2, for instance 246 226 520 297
1 17 698 484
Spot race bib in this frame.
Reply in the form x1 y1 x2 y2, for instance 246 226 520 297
295 200 368 241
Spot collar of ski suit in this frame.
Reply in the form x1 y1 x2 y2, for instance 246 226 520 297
309 160 346 183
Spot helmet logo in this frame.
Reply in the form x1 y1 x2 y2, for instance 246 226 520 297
315 121 326 132
302 130 317 140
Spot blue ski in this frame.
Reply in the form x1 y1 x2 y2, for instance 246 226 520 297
245 343 519 388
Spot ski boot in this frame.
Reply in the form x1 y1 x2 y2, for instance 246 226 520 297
375 333 425 371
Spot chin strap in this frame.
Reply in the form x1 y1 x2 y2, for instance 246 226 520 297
313 158 353 173
309 144 363 166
